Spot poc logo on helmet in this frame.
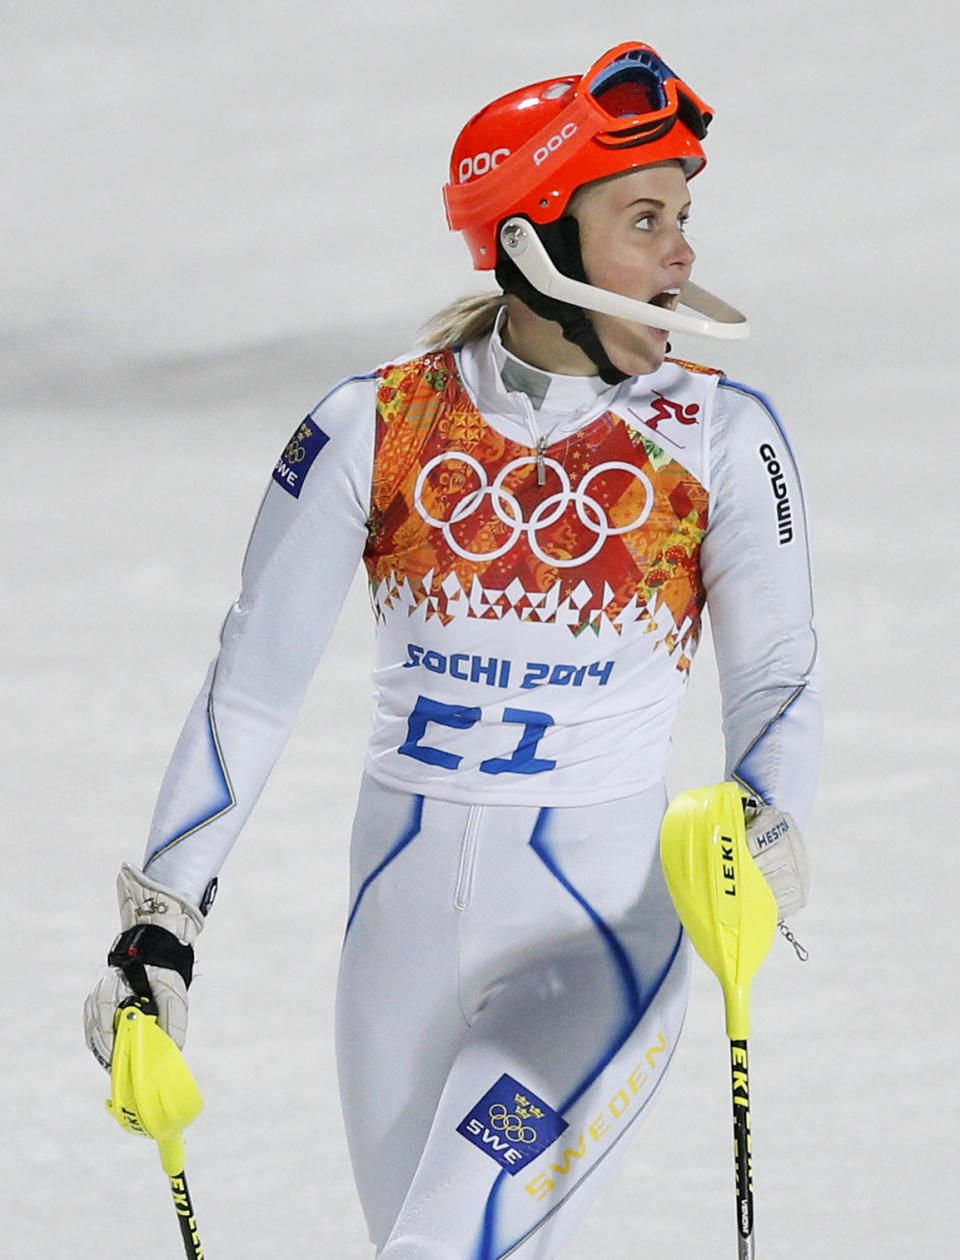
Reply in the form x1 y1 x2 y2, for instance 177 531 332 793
533 122 578 167
458 149 510 183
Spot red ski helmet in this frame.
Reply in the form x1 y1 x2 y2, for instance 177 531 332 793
444 42 712 269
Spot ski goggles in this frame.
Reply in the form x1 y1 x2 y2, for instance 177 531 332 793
581 43 712 149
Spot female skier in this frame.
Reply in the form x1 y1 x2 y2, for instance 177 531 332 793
85 41 821 1260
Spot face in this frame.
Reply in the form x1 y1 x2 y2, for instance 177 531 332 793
570 162 696 376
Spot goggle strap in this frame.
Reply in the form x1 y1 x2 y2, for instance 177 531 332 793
445 94 601 227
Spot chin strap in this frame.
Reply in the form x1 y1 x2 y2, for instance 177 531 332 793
495 216 628 386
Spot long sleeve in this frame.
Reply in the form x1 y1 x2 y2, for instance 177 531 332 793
700 378 822 827
142 374 378 902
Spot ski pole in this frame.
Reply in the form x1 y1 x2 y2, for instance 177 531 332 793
159 1137 205 1260
660 783 778 1260
107 998 206 1258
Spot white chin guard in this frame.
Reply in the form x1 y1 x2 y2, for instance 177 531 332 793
499 216 750 342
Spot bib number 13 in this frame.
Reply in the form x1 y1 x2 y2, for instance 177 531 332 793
399 694 556 776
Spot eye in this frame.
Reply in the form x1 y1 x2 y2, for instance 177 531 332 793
633 212 656 233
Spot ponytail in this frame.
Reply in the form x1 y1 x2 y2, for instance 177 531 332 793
418 291 505 350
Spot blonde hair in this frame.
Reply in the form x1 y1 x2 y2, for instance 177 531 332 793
418 291 505 350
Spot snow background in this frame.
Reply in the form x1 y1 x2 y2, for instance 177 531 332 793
2 1 958 1255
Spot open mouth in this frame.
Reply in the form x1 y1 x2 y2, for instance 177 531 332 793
648 288 682 310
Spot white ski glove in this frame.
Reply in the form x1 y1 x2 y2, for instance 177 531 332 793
744 799 809 919
83 864 205 1071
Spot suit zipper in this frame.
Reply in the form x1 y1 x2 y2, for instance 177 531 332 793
455 805 484 909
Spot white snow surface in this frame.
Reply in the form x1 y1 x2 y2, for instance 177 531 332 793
2 2 958 1256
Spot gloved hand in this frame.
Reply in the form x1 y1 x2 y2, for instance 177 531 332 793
743 798 809 919
84 864 204 1071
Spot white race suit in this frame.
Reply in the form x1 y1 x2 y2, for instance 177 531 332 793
141 321 821 1258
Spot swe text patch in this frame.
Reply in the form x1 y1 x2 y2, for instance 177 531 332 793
456 1073 568 1175
272 418 329 498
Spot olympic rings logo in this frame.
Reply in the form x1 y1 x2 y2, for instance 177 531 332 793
414 453 654 567
283 438 307 464
488 1104 538 1144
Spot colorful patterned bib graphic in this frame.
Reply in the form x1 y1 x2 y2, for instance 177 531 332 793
364 353 708 667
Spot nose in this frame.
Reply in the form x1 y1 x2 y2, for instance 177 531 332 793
667 226 696 270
